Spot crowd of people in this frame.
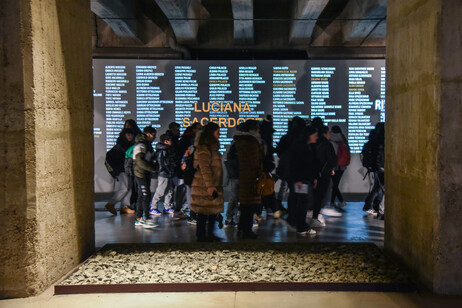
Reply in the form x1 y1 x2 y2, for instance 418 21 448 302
104 116 385 242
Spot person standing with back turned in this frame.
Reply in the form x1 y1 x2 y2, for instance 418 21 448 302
191 122 224 242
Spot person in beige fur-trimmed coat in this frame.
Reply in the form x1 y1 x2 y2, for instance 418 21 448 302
191 122 224 241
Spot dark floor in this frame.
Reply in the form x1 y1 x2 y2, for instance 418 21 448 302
95 202 384 249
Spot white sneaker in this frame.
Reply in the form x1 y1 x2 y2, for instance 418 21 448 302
367 209 378 216
143 219 159 229
321 208 342 217
310 218 326 228
298 229 316 236
317 214 326 224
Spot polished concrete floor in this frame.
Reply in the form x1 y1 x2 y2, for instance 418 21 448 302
95 202 384 249
3 285 462 308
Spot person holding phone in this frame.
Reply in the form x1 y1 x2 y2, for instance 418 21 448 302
190 122 224 242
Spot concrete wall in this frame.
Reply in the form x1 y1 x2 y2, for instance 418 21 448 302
385 0 462 295
0 0 94 298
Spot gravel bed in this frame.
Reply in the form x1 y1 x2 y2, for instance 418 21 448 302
59 243 410 285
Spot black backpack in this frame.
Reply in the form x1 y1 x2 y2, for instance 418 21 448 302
105 144 125 178
361 141 378 172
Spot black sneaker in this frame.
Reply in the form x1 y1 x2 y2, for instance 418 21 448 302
224 220 237 228
217 214 224 229
187 217 197 225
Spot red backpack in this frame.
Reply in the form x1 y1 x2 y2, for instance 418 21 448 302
337 142 351 167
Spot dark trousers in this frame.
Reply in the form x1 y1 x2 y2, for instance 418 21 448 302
314 174 332 219
364 172 384 211
331 170 345 203
238 204 258 234
135 176 151 220
287 182 297 226
129 175 138 209
294 183 314 232
196 214 216 239
174 183 187 211
256 193 280 216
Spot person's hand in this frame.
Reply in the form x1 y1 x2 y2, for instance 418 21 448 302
207 187 217 196
331 170 335 176
313 179 318 189
296 181 303 189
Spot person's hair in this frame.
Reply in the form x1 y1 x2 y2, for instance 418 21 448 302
319 125 330 136
331 125 348 145
197 122 220 147
160 133 171 143
243 119 260 132
143 126 157 134
191 122 201 130
374 122 385 145
125 119 141 134
121 128 134 136
311 117 324 130
169 122 180 130
297 126 317 144
368 129 376 141
288 116 306 138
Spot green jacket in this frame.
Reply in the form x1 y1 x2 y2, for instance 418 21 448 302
133 134 157 178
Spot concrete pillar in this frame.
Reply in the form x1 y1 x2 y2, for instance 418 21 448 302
385 0 462 295
0 0 94 298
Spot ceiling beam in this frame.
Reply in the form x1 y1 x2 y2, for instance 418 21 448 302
154 0 206 45
91 0 146 44
231 0 254 44
312 0 387 46
290 0 330 45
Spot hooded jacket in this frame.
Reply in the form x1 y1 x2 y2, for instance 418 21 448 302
316 135 337 176
155 142 176 178
133 134 157 178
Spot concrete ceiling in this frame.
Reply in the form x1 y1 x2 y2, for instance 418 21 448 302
91 0 386 58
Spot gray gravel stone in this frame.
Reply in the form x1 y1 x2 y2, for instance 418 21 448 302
59 243 410 285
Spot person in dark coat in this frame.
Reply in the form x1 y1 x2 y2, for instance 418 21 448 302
234 120 264 239
105 128 135 215
291 126 319 235
276 116 306 226
257 115 282 220
312 125 339 227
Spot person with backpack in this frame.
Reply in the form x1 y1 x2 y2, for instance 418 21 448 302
362 123 385 218
133 126 158 228
275 116 306 227
150 133 177 216
191 122 224 242
175 123 202 220
312 125 340 228
123 119 142 207
329 125 351 209
104 128 135 215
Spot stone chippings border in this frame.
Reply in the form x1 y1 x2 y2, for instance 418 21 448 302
59 243 410 285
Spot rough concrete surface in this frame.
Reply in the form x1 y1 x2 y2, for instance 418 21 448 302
385 0 462 295
0 0 94 298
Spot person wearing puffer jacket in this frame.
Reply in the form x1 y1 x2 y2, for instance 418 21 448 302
191 122 224 242
329 126 350 209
